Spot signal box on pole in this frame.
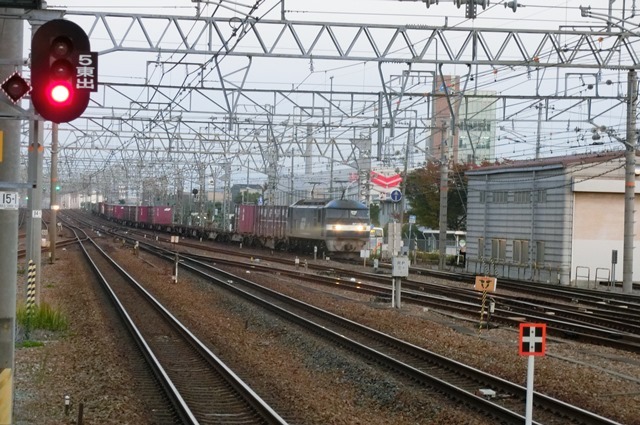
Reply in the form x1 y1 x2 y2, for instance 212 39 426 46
31 19 97 123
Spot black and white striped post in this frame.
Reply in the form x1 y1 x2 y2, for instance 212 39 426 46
474 276 497 330
25 260 37 338
478 290 488 331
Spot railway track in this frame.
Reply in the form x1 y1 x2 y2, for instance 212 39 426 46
130 239 621 425
17 238 77 258
72 225 288 425
62 210 634 423
68 211 640 353
132 243 640 354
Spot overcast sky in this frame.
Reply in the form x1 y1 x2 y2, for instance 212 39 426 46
24 0 640 177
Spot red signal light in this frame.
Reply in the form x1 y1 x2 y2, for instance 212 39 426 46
49 83 71 104
31 19 95 123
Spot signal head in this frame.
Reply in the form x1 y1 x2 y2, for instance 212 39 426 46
31 19 94 123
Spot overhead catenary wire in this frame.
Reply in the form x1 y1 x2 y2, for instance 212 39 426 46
32 1 640 196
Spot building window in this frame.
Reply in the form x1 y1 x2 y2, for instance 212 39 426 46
491 238 506 261
514 191 529 204
479 191 486 204
478 237 484 258
534 190 547 203
536 241 545 264
493 191 508 203
513 239 530 264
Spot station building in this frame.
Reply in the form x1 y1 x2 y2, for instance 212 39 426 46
465 151 640 287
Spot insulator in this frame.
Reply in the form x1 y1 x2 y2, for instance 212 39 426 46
505 1 520 12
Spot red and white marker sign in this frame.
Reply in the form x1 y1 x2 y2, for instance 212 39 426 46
519 323 546 356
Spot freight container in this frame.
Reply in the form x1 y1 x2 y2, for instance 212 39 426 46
235 204 257 234
136 206 150 224
150 206 173 225
98 202 105 216
123 205 136 223
255 205 287 239
112 205 125 221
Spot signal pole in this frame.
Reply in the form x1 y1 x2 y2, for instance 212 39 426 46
48 123 58 263
25 17 45 306
25 122 44 305
0 10 23 425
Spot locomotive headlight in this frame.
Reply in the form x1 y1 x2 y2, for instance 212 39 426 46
333 224 343 230
355 225 365 231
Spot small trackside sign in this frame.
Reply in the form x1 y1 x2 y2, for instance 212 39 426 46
474 276 497 292
519 323 546 356
392 256 409 277
0 191 18 209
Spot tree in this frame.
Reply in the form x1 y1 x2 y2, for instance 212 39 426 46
369 203 380 226
404 161 471 230
234 191 262 204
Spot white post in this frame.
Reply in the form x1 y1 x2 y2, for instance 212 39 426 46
173 253 179 283
525 355 535 425
391 278 396 308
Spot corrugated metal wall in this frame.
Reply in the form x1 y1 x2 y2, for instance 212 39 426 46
466 166 572 284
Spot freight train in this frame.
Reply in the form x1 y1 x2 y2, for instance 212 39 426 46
97 203 173 228
96 199 371 258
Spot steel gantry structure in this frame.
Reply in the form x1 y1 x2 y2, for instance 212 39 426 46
0 2 637 210
3 5 636 200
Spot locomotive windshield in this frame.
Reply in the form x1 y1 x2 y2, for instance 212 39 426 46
325 208 369 221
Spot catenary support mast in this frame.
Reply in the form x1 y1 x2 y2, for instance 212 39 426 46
623 69 637 294
0 10 23 425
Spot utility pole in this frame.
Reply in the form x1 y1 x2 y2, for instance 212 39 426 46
399 126 412 227
623 68 637 294
198 163 205 228
328 76 334 198
0 10 23 425
535 103 543 160
289 149 294 205
329 138 335 197
438 121 449 270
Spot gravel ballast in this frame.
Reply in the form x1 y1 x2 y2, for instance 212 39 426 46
12 240 640 424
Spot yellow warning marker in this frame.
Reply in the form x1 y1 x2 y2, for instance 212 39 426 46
0 368 12 424
474 275 497 292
